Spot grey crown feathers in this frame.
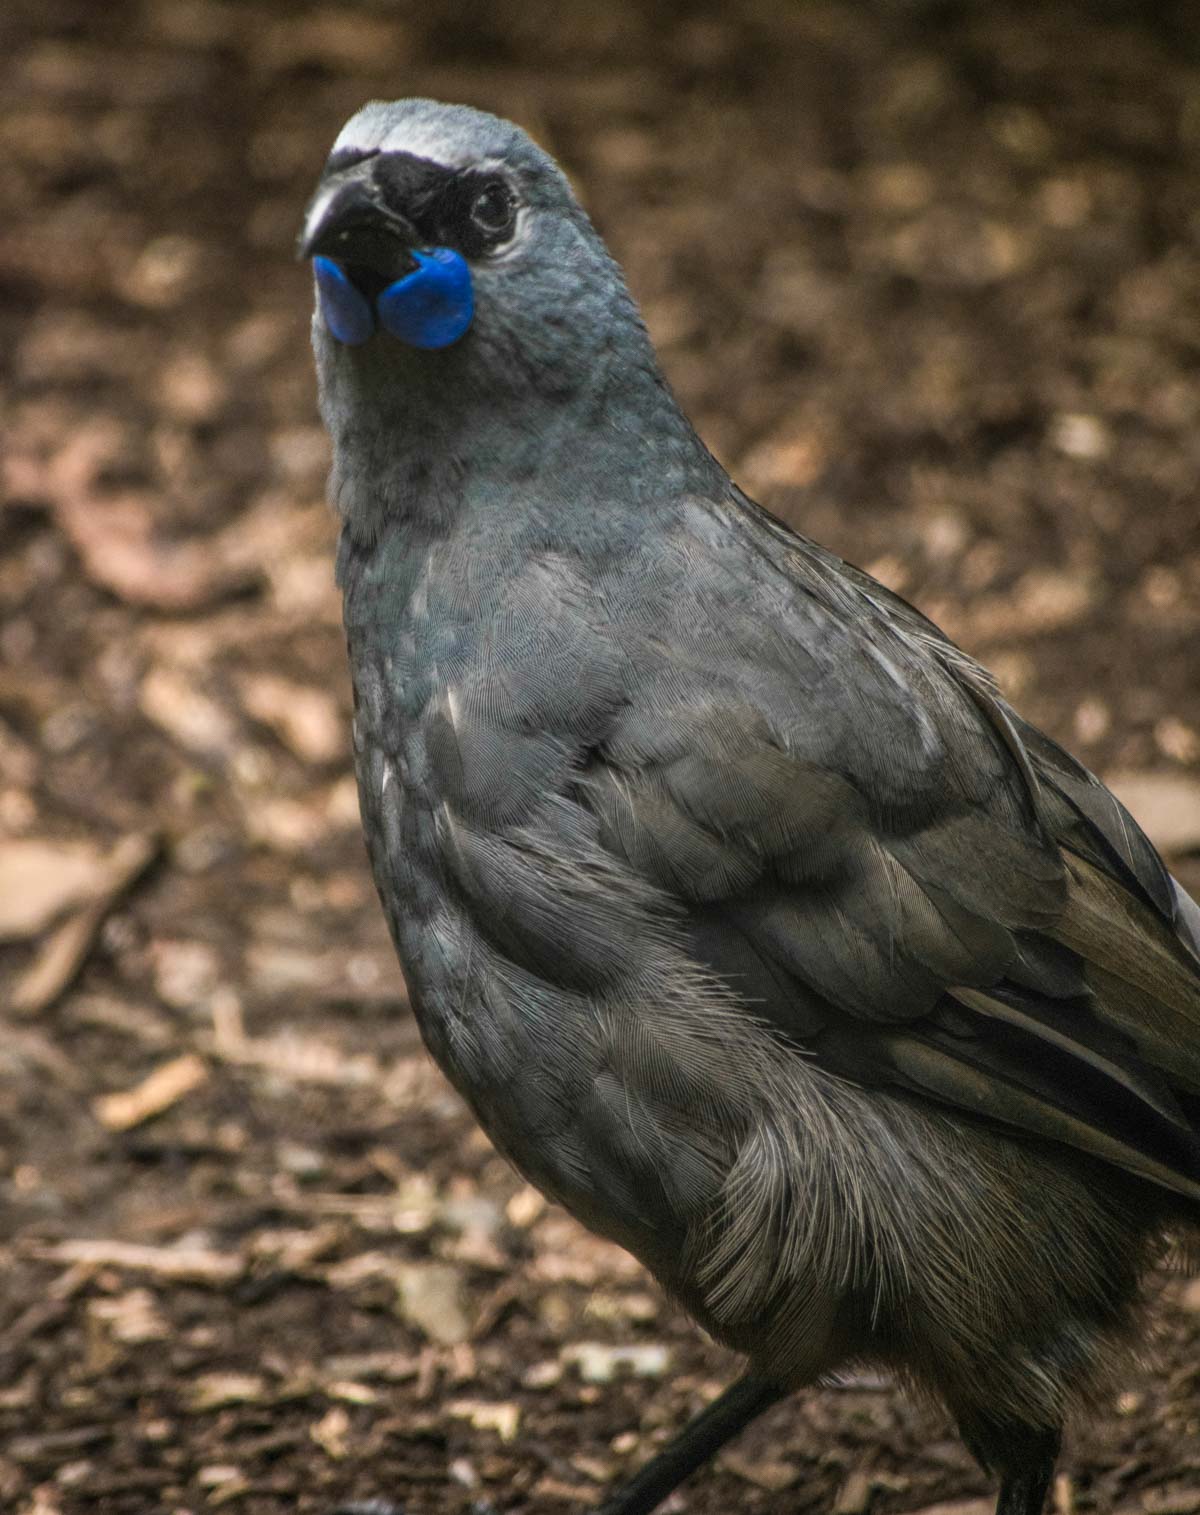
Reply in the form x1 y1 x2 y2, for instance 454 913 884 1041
304 99 1200 1515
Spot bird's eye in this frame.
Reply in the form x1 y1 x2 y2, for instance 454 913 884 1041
469 180 516 240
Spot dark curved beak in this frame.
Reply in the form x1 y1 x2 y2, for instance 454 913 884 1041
296 163 417 272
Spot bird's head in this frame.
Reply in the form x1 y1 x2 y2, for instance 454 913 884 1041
301 100 714 533
300 99 659 386
299 100 580 352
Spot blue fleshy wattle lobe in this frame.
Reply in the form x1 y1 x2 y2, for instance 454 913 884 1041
313 255 376 345
376 248 474 350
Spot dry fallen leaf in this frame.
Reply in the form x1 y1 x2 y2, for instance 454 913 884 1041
1105 771 1200 856
93 1052 209 1132
149 938 223 1011
248 1225 341 1273
1050 411 1110 460
0 718 38 788
117 234 205 308
903 1503 992 1515
833 1470 876 1515
23 1487 65 1515
446 1398 521 1442
35 422 261 610
250 9 408 71
140 665 239 755
740 433 825 491
240 777 361 854
10 911 107 1015
319 1351 418 1384
720 1451 802 1492
237 673 344 764
969 568 1094 642
448 1456 481 1489
87 1288 169 1345
531 1477 600 1507
505 1185 546 1229
9 832 158 1016
571 1454 616 1485
62 492 260 611
34 1239 243 1285
527 1215 645 1285
0 838 113 941
323 1254 401 1294
561 1342 671 1383
188 1372 269 1411
158 349 227 423
196 1466 244 1490
1140 1492 1200 1515
215 1026 380 1089
395 1261 472 1346
584 1290 659 1324
522 1358 563 1390
323 1380 378 1405
67 994 175 1048
309 1404 351 1459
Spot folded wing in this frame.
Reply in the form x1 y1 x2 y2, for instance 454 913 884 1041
581 512 1200 1204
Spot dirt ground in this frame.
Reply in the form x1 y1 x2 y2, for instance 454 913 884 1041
2 1 1199 1512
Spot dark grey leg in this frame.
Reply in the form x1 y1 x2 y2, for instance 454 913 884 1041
959 1414 1061 1515
995 1445 1059 1515
595 1373 787 1515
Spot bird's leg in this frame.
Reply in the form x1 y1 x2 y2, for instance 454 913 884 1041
958 1414 1061 1515
595 1373 787 1515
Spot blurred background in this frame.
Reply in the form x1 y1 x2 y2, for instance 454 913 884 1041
1 1 1198 1512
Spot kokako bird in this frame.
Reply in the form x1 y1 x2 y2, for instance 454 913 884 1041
300 99 1200 1515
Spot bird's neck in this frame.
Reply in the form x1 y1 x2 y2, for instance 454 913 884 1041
316 322 725 548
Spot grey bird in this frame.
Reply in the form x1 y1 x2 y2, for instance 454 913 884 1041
300 99 1200 1515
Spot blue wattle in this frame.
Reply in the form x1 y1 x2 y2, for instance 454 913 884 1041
376 248 474 350
314 255 376 345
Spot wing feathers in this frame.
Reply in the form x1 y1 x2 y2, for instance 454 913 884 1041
872 1031 1200 1204
1055 854 1200 1024
948 986 1191 1131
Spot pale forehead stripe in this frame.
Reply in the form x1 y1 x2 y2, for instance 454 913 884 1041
333 113 470 169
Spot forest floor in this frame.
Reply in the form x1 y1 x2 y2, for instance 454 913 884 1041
1 1 1199 1512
